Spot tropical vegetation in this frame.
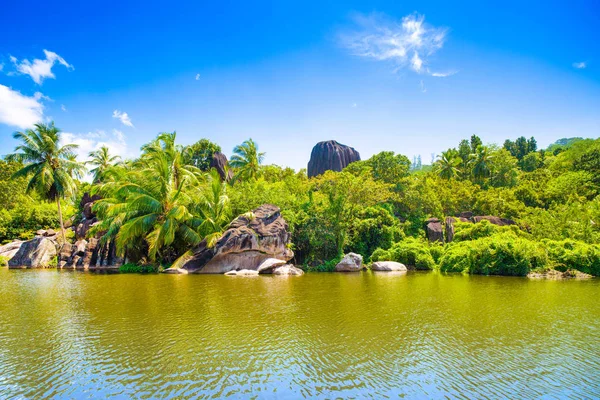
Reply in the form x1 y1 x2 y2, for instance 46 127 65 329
1 121 599 277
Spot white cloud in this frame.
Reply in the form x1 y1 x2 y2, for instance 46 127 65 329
0 63 3 72
0 84 45 129
61 104 67 112
341 12 451 75
10 49 74 84
60 128 129 164
195 73 201 80
112 109 134 127
430 70 457 77
573 61 586 69
351 102 358 108
420 80 427 93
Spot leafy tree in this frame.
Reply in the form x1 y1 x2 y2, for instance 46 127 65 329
190 170 231 247
184 138 221 171
489 148 518 187
230 138 265 183
87 145 121 183
470 134 482 153
7 122 85 242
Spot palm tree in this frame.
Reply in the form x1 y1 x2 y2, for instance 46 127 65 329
87 146 121 183
93 132 206 263
470 145 493 182
191 169 231 247
435 151 462 179
7 122 85 243
229 138 265 183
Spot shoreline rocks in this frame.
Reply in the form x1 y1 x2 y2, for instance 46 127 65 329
335 252 363 272
371 261 407 272
8 237 57 268
180 204 293 274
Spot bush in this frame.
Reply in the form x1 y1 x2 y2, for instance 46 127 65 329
303 256 341 272
544 239 600 276
119 263 159 274
371 238 436 270
0 256 8 267
439 232 548 276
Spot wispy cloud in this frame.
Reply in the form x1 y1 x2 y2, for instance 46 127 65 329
112 109 134 127
0 84 46 128
351 102 358 108
572 61 586 69
420 80 427 93
430 70 457 77
10 49 74 84
195 73 201 80
341 12 450 76
61 104 67 112
0 63 4 72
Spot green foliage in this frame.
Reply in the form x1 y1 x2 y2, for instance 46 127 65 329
184 138 222 171
87 146 120 183
439 232 548 276
303 256 341 272
119 263 159 273
230 138 265 183
345 205 404 261
0 256 8 267
371 238 436 270
543 239 600 276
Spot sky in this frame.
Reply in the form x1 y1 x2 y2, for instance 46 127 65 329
0 0 599 170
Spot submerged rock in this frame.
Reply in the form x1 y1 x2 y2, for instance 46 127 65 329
371 261 407 272
225 269 259 276
8 237 57 268
335 252 363 272
307 140 361 178
271 265 304 275
181 204 293 274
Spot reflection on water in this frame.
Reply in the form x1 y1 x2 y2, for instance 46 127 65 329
0 269 598 399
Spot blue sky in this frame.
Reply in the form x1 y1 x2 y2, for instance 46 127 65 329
0 0 598 170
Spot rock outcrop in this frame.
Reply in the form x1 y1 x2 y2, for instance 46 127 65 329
442 213 519 243
335 252 363 272
75 192 100 239
180 204 293 274
0 241 24 260
210 151 233 181
8 237 57 268
425 218 444 243
307 140 361 178
59 237 123 270
371 261 407 272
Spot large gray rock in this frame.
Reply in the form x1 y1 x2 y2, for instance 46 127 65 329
0 241 24 260
426 218 444 243
472 216 517 226
209 151 233 181
371 261 407 271
257 258 287 273
8 237 57 268
307 140 361 178
181 204 293 274
335 252 363 272
445 217 456 243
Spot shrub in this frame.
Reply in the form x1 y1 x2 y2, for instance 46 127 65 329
543 239 600 276
119 263 159 273
439 232 548 276
303 256 341 272
371 238 436 270
0 256 8 267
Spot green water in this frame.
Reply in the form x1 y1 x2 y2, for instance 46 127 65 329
0 269 598 399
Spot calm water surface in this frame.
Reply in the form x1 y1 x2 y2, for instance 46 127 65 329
0 268 598 399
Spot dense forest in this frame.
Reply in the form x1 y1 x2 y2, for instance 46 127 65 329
1 122 599 276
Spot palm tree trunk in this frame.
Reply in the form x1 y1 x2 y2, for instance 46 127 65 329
56 197 66 244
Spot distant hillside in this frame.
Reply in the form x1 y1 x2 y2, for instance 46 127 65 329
546 137 584 152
